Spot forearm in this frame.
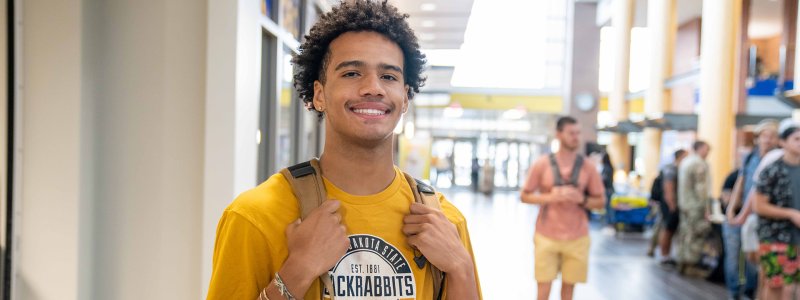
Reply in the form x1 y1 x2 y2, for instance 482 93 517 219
584 195 605 210
663 191 676 209
754 198 796 220
736 196 754 219
521 191 553 205
444 259 479 300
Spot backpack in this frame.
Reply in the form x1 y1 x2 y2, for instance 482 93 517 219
279 158 446 300
650 171 664 203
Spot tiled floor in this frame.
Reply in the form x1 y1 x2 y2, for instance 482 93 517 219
445 189 728 299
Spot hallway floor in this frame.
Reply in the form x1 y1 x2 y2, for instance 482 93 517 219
446 189 728 299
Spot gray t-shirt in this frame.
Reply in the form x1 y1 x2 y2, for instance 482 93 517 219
790 164 800 243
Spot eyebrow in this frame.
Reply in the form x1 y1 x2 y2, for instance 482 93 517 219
334 60 403 74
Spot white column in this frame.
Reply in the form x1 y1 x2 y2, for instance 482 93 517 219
608 0 635 171
698 0 741 197
642 0 676 188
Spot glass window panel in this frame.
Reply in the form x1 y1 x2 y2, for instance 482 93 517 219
280 0 301 40
276 46 295 169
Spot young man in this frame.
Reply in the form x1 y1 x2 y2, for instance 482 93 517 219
724 120 779 300
752 120 800 300
521 116 606 300
656 149 688 266
677 140 713 275
206 2 481 299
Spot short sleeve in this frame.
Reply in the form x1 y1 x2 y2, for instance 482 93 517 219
756 164 777 196
438 194 483 299
207 210 273 300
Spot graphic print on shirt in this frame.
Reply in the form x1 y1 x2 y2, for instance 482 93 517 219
324 234 417 299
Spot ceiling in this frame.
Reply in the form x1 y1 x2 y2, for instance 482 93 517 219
389 0 474 49
630 0 783 38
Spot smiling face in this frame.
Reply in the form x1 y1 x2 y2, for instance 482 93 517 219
313 31 409 148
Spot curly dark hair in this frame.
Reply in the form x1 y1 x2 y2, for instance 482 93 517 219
292 0 427 118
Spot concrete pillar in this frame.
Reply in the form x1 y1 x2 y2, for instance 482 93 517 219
698 0 741 197
642 0 676 189
608 0 635 171
794 0 800 82
784 0 798 83
564 0 601 153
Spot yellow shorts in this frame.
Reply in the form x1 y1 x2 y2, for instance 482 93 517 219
534 233 590 283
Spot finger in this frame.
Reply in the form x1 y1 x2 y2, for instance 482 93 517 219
332 212 343 224
406 235 420 249
404 214 431 224
402 223 426 235
320 199 341 213
409 202 435 215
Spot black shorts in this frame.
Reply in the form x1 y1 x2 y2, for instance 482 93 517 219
659 201 680 232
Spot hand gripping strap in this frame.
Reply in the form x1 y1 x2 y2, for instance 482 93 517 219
279 158 335 299
402 172 445 300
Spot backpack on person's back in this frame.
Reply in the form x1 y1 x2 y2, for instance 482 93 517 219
649 171 664 203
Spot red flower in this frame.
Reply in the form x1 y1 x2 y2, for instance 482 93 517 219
778 255 789 265
770 276 784 288
784 263 797 274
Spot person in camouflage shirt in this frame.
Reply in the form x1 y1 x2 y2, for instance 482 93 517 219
677 141 712 275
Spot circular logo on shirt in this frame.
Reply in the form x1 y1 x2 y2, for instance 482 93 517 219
324 234 417 299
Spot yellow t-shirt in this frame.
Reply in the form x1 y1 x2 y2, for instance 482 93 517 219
207 167 481 299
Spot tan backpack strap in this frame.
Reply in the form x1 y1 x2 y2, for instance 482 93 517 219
279 158 327 219
403 172 440 209
279 158 335 299
402 172 446 300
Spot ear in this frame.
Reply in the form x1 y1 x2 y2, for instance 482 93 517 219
402 85 410 114
313 80 325 111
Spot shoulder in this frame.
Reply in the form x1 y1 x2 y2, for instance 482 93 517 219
436 192 467 226
533 155 550 168
225 172 299 228
580 157 599 174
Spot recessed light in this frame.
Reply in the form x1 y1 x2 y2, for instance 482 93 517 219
420 33 436 40
422 20 436 27
421 3 436 11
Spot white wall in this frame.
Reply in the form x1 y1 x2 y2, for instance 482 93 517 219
85 0 207 298
18 0 225 299
18 0 85 299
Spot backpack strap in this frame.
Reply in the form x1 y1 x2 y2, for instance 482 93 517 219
402 172 446 300
569 155 584 186
548 154 563 186
279 158 335 299
280 159 327 219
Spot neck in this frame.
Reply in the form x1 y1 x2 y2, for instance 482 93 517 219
759 146 773 157
318 134 397 196
784 151 800 165
557 147 578 158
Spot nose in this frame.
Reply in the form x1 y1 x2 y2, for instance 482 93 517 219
359 74 386 97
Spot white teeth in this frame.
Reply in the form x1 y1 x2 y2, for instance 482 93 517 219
352 108 387 116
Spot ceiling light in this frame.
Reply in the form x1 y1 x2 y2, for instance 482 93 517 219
420 3 436 11
443 103 463 118
422 20 436 27
502 106 527 120
419 33 436 41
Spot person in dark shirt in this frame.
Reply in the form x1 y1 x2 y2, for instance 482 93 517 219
721 169 739 213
